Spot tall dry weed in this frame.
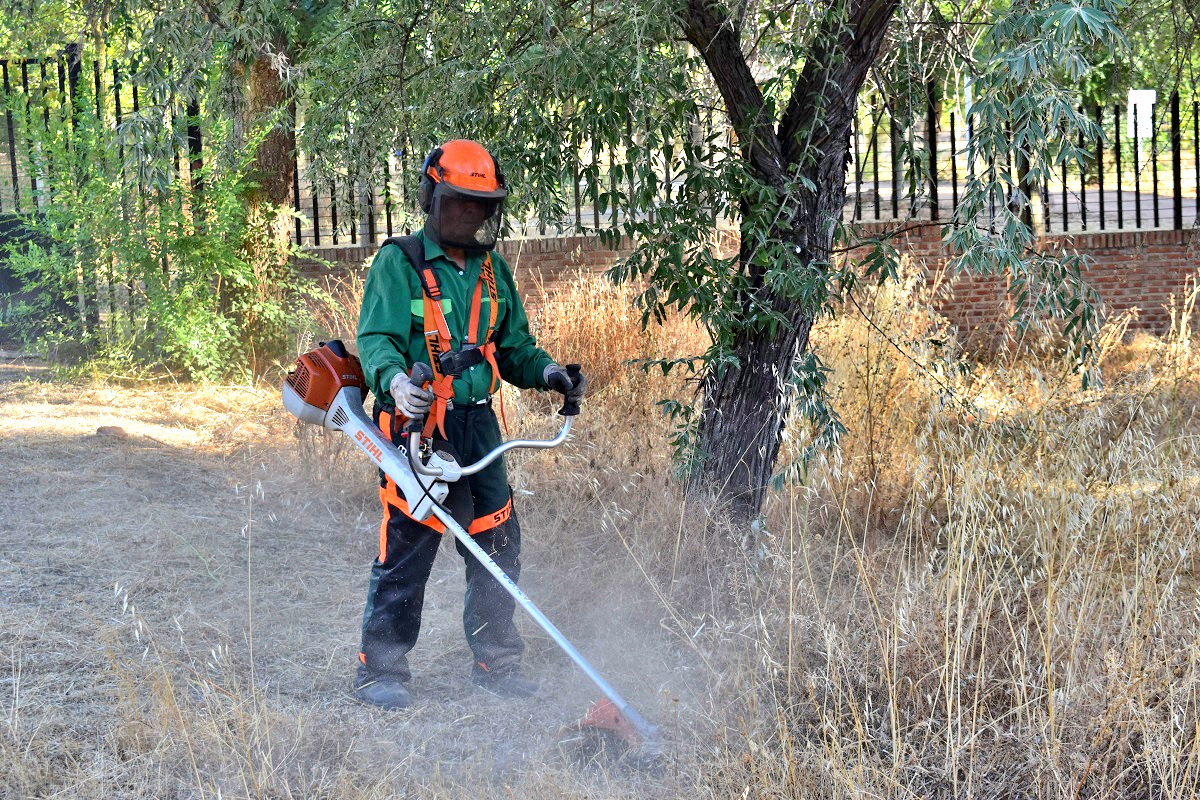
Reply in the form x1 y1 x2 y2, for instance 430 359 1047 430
527 267 708 398
687 277 1200 798
277 262 1200 798
538 263 1200 797
300 268 370 355
796 259 962 534
8 256 1197 799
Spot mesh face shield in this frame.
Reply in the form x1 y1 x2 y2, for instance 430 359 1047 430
424 182 506 253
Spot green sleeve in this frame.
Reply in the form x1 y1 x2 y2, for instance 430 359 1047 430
492 252 556 390
356 246 418 403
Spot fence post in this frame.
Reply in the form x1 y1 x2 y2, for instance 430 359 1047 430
949 110 958 215
1078 105 1087 230
578 126 589 231
2 60 17 212
852 108 862 220
1170 91 1182 231
330 184 338 246
1133 104 1142 228
65 43 81 134
1151 102 1160 228
187 97 203 227
310 164 321 246
1016 137 1032 232
592 133 601 230
1113 105 1123 228
872 99 881 219
925 80 938 221
292 149 301 245
92 58 101 120
383 154 393 238
1095 104 1105 230
21 61 38 202
365 181 375 244
890 114 900 219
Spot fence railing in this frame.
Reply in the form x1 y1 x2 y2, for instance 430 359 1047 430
846 90 1200 234
1 50 1196 250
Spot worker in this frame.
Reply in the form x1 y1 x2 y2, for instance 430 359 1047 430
353 139 586 710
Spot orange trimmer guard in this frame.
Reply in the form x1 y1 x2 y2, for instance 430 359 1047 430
557 697 643 760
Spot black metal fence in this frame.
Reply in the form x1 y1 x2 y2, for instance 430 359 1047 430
0 49 718 248
1 49 1197 247
846 89 1200 234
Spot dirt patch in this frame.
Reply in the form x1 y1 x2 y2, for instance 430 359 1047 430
0 378 705 797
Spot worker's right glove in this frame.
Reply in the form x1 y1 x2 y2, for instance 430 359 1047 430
544 363 587 403
390 371 435 419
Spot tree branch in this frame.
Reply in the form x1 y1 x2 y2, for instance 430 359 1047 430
682 0 783 185
777 0 899 165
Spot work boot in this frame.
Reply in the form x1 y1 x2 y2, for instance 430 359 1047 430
354 665 412 710
472 664 539 698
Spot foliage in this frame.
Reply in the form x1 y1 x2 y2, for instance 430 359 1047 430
0 0 1140 515
232 0 1130 516
0 72 309 379
1082 0 1199 105
944 0 1128 386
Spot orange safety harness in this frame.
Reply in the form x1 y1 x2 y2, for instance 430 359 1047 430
384 236 502 439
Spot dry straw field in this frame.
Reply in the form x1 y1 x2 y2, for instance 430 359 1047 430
2 266 1199 798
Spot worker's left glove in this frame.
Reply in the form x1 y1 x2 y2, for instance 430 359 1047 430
544 363 587 403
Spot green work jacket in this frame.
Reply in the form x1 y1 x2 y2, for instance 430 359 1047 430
357 232 555 406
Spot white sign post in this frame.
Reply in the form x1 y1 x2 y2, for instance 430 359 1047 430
1127 89 1157 166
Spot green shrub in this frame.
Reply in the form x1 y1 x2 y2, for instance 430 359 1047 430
0 79 309 380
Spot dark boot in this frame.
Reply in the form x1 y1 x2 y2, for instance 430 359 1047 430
354 665 412 710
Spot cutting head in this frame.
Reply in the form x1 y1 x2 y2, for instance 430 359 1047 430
557 698 662 773
282 340 367 428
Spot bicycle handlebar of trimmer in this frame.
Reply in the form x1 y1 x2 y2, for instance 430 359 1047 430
404 361 577 479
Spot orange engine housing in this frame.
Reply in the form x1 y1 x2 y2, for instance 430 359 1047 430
285 340 367 410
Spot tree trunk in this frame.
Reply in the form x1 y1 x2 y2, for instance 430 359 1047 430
232 43 297 374
244 47 296 212
695 274 817 520
683 0 899 523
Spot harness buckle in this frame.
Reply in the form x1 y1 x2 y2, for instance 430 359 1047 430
437 345 487 377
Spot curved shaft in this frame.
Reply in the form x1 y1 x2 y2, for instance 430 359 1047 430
459 417 572 476
408 431 443 477
406 418 572 478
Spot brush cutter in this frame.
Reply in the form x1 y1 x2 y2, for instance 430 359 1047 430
282 340 657 759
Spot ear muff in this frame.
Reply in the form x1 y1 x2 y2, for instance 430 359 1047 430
418 147 444 213
492 154 506 192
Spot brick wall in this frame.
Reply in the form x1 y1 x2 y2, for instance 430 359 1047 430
850 223 1200 340
294 235 638 310
1064 229 1199 332
296 226 1199 340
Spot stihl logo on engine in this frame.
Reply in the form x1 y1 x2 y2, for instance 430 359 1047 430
354 430 383 462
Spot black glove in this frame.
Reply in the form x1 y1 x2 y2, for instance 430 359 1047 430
544 363 587 403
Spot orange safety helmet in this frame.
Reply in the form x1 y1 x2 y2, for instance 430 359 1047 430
418 140 507 252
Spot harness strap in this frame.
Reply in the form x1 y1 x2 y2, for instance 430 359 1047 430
407 247 455 440
382 236 503 438
421 291 455 439
477 253 506 430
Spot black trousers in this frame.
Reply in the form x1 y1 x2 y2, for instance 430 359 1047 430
358 402 524 681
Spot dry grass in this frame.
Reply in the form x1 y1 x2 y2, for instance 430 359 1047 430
3 266 1200 798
